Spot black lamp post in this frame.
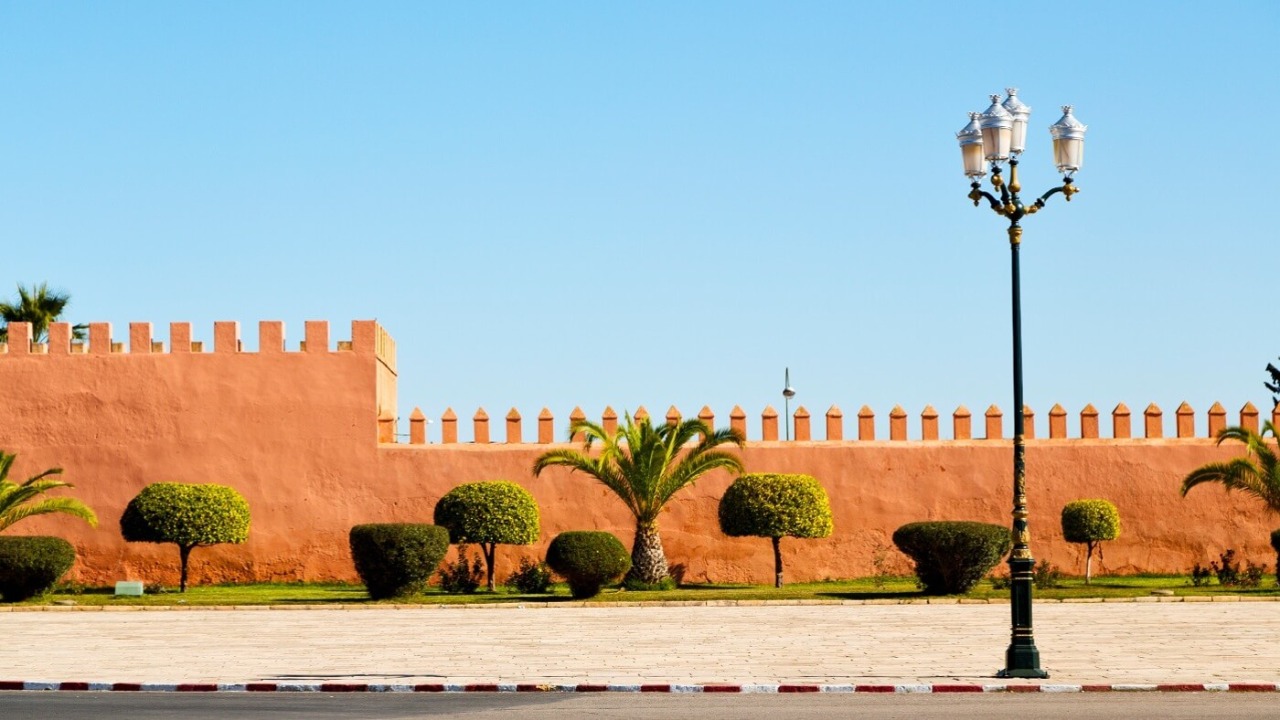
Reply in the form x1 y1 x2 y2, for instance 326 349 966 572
956 89 1087 679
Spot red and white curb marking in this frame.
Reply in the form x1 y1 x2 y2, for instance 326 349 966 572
2 681 1278 693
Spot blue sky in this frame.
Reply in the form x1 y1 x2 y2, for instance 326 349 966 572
2 2 1277 441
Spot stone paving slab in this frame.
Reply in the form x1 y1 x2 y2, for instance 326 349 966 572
3 603 1278 687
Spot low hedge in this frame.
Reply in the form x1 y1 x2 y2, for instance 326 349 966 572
0 536 76 602
892 521 1012 595
349 524 450 600
546 531 631 599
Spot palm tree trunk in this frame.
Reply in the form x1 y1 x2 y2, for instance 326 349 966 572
627 522 669 585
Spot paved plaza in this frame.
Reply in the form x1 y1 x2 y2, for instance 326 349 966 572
2 599 1278 688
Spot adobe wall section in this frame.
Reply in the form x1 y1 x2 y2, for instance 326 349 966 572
0 319 1274 587
0 320 395 584
376 439 1266 586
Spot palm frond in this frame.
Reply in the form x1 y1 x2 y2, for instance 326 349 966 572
0 282 75 343
533 412 745 525
0 451 95 531
1184 424 1280 514
0 497 98 531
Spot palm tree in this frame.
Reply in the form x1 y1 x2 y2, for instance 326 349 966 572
533 414 744 586
0 451 98 532
0 282 86 344
1181 421 1280 513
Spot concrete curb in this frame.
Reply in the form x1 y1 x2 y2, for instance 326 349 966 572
5 593 1279 612
2 681 1278 694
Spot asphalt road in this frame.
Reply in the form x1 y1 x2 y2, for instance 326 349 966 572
3 692 1280 719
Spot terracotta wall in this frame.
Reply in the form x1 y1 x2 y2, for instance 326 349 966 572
1 320 1275 588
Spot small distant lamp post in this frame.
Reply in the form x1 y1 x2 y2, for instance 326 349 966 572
956 89 1087 679
782 368 796 441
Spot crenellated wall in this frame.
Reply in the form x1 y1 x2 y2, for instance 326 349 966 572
394 401 1280 445
1 320 1276 588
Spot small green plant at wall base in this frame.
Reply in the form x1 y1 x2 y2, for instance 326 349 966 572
1242 561 1267 588
437 545 484 594
718 473 834 589
119 483 250 593
349 524 450 600
0 536 76 602
1189 563 1213 587
1032 560 1064 589
546 531 631 599
1061 499 1121 585
892 521 1012 595
505 557 552 594
432 481 540 592
1206 549 1268 588
1212 549 1241 586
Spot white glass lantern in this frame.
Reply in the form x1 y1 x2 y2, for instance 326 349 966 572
956 112 986 178
978 94 1013 162
1049 105 1087 174
1001 88 1032 155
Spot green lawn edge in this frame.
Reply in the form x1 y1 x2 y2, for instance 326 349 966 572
14 574 1280 607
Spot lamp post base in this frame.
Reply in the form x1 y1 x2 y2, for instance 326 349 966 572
997 661 1049 679
998 555 1048 678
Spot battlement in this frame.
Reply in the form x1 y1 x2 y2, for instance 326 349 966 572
0 320 396 372
388 400 1280 445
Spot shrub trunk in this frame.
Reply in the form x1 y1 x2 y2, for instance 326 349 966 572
179 544 193 593
772 536 784 588
482 543 497 592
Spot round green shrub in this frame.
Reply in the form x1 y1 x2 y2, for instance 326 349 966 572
546 531 631 599
432 481 540 546
1061 499 1121 584
892 521 1012 595
1061 500 1120 544
719 473 834 587
433 480 540 591
719 473 834 539
120 482 251 591
0 536 76 602
349 523 450 600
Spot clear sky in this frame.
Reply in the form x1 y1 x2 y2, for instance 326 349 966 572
2 2 1277 441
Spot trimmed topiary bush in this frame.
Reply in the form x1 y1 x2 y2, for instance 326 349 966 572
1061 499 1121 584
718 473 834 588
546 531 631 599
433 480 540 592
892 521 1012 595
120 483 251 592
0 536 76 602
349 523 450 600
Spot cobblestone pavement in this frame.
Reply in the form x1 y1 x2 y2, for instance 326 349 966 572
3 600 1278 687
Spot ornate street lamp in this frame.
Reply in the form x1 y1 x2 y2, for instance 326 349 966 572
956 89 1087 679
